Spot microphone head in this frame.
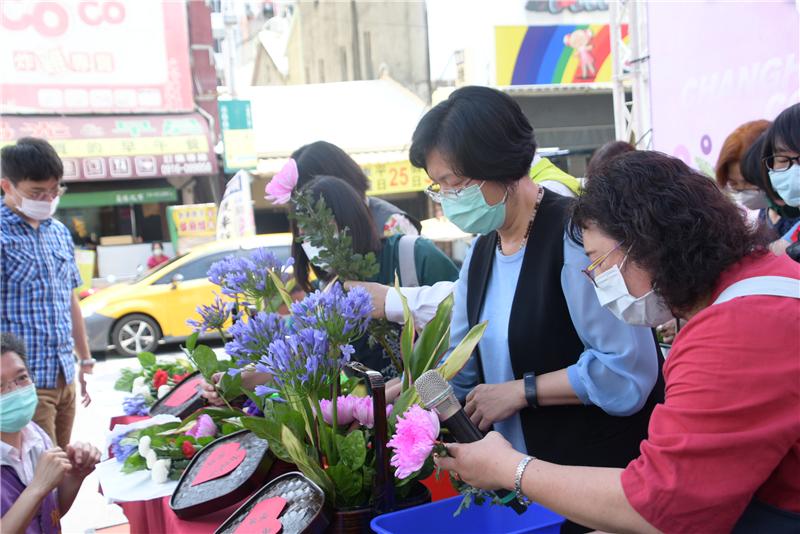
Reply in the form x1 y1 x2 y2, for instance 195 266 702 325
415 370 453 410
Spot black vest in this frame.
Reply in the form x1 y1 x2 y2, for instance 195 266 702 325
466 190 664 468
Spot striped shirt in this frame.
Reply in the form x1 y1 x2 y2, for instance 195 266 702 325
1 203 81 388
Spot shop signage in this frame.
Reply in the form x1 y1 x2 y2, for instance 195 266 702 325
217 170 256 240
59 187 178 209
362 160 431 196
0 0 193 114
219 100 257 173
0 113 217 181
167 203 217 254
495 24 627 85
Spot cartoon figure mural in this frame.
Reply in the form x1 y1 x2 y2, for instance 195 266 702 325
563 29 596 79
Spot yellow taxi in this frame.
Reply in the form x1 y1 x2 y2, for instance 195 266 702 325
80 234 293 356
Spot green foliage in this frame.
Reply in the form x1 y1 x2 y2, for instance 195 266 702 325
337 430 366 471
114 368 138 392
137 352 156 368
121 452 146 473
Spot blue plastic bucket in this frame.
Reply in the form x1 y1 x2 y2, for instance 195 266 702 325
370 496 564 534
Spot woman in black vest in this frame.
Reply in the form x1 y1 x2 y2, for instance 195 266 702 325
409 87 663 534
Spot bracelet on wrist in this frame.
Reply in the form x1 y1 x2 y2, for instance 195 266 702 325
523 372 538 409
78 358 96 367
514 455 534 506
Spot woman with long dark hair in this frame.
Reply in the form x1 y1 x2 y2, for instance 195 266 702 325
435 150 800 533
411 86 663 534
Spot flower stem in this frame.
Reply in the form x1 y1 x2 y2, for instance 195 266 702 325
330 381 339 465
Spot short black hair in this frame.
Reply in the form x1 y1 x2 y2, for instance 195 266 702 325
571 150 770 315
1 137 64 185
1 332 28 367
291 175 381 291
586 140 635 177
291 141 370 196
740 131 768 188
409 86 536 185
761 103 800 203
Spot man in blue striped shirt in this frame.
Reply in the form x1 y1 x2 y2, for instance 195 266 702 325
1 138 94 449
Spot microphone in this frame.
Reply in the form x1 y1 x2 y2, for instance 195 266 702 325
415 370 527 514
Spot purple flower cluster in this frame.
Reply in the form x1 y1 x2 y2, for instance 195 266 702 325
111 432 137 463
225 311 287 367
242 398 264 416
256 327 340 393
207 248 293 301
290 283 373 346
122 395 150 416
187 293 233 333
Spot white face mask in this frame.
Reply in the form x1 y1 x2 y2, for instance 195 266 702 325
10 185 59 221
593 264 673 327
301 241 329 269
731 189 769 211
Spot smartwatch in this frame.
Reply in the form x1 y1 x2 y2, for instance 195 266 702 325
523 372 538 409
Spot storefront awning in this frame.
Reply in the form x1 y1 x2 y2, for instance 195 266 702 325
60 187 178 209
0 113 218 182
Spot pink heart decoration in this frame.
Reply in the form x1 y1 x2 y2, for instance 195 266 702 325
191 442 246 486
233 497 286 534
163 377 202 407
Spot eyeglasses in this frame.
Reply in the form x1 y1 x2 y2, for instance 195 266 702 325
424 180 481 204
16 184 68 201
582 242 624 287
763 154 800 173
0 373 32 394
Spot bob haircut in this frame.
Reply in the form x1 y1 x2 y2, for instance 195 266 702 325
740 132 769 188
571 150 769 314
761 103 800 204
1 137 64 185
715 120 771 189
1 332 28 368
409 86 536 185
291 141 370 196
291 175 381 291
586 140 635 178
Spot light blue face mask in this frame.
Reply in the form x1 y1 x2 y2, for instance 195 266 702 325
769 166 800 207
441 182 507 235
0 384 38 433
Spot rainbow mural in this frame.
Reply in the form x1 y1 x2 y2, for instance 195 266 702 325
496 24 629 86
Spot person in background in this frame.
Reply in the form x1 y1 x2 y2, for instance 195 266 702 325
760 103 800 258
435 151 799 533
411 86 662 534
146 242 169 269
585 140 635 179
715 119 772 198
1 138 94 449
0 333 101 534
290 140 422 237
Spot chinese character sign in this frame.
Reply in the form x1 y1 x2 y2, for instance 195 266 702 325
217 170 256 241
219 100 257 172
0 0 193 113
167 203 217 254
362 161 431 196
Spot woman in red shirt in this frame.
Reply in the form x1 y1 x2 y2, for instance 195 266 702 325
436 150 800 533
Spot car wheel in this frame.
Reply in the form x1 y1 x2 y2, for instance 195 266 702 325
112 314 161 357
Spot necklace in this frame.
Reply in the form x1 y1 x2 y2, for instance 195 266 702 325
497 186 544 252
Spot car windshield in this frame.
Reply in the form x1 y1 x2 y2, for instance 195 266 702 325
132 254 187 283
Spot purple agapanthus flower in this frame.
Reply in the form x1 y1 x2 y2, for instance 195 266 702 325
187 293 232 333
111 432 137 463
225 311 287 367
290 282 373 346
242 398 264 417
122 395 150 416
258 327 339 393
208 249 294 302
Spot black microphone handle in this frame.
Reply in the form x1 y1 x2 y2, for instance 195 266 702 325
440 410 527 515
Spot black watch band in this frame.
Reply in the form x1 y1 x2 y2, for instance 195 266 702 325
523 372 538 409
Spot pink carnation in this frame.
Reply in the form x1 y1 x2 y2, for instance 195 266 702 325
265 158 298 204
352 396 393 429
387 405 440 479
318 395 357 426
185 414 217 438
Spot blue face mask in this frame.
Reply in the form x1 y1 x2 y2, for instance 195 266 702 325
769 166 800 207
441 182 507 235
0 384 38 433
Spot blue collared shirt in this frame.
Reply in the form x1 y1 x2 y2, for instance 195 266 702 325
448 234 659 454
1 204 82 388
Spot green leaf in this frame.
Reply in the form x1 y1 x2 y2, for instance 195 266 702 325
337 430 367 471
280 425 334 499
397 281 415 384
411 293 454 378
137 352 156 368
121 452 146 473
186 332 199 351
114 368 138 392
327 463 362 503
192 345 219 378
218 371 242 400
437 321 487 382
268 270 293 310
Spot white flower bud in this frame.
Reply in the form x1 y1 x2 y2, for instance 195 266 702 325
132 385 153 401
138 435 151 457
132 376 146 391
151 459 171 484
145 449 158 470
157 385 171 399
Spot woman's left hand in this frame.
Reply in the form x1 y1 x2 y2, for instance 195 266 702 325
65 442 101 478
434 431 523 491
465 381 526 432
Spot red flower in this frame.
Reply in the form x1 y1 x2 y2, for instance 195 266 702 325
181 441 196 459
172 373 189 383
153 369 169 389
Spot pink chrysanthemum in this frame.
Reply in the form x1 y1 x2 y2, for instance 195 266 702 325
265 158 298 204
387 405 440 479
